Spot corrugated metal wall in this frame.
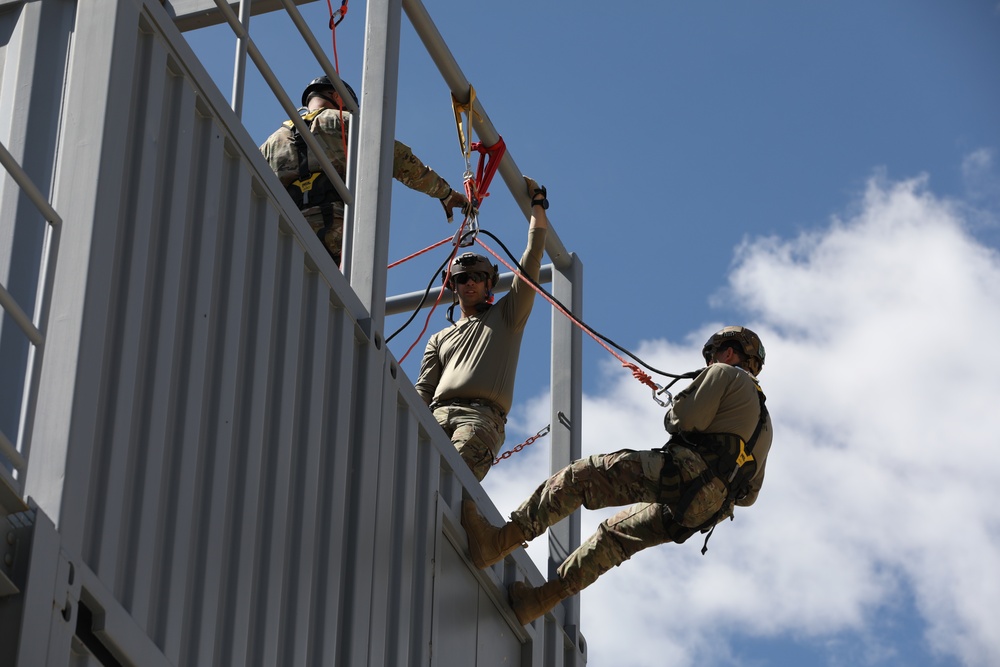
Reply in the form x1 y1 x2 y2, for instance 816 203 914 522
0 0 585 665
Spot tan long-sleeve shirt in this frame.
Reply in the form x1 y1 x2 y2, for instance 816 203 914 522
415 227 547 415
665 363 773 506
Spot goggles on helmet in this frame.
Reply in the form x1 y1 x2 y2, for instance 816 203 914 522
453 272 487 285
443 253 499 287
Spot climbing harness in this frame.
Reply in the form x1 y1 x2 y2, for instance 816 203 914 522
661 384 769 554
282 0 355 255
284 109 342 243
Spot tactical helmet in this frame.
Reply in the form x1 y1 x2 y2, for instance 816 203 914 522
301 76 359 108
702 326 766 376
443 252 499 288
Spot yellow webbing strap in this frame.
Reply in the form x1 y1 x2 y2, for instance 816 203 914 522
734 439 754 468
290 171 323 194
732 385 766 474
283 108 325 130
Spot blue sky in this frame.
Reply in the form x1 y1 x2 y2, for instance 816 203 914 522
186 2 1000 665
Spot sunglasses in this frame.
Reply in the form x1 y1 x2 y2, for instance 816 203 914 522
453 272 486 285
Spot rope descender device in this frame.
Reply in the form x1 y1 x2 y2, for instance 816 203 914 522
453 205 479 247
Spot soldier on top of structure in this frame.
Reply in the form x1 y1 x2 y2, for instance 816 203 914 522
462 326 774 624
260 76 469 266
414 177 550 481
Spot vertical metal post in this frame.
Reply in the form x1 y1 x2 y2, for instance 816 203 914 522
230 0 251 116
549 253 583 634
336 1 400 664
346 0 402 337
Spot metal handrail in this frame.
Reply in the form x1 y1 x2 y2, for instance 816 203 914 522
402 0 572 270
385 265 554 316
0 431 26 473
0 283 42 346
0 140 63 225
211 0 355 205
0 139 62 488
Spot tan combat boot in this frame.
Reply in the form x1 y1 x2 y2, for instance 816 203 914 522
461 499 526 569
509 578 571 625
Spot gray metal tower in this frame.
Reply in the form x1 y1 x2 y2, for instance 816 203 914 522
0 0 586 664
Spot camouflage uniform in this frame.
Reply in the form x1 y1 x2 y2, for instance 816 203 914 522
431 403 506 481
508 362 772 594
260 108 455 264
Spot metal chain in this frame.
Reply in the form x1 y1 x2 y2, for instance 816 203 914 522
492 424 551 465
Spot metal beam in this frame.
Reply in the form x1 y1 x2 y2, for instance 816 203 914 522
549 253 584 649
208 0 354 204
0 140 62 225
385 265 553 316
346 0 403 333
402 0 572 271
164 0 320 32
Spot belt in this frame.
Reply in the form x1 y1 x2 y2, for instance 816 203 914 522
430 398 506 418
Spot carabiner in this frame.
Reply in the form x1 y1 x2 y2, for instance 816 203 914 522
330 0 348 27
651 385 673 408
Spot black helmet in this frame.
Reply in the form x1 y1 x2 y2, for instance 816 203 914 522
301 75 358 108
442 252 499 288
702 326 766 376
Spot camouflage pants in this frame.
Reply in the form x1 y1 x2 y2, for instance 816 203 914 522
433 404 506 482
304 208 344 265
508 446 727 593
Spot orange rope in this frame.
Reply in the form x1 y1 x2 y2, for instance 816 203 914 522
473 238 660 391
396 219 470 364
396 280 450 364
388 235 452 269
325 0 350 192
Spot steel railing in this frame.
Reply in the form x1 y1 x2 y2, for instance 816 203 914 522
0 139 62 494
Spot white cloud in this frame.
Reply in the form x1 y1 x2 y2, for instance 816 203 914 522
962 148 1000 205
496 173 1000 666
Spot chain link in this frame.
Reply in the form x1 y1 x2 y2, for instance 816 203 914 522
492 424 551 465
